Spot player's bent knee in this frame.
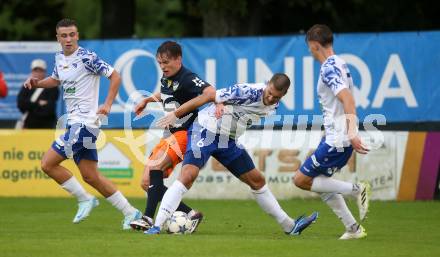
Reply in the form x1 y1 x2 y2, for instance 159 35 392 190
179 165 199 188
241 170 266 190
250 175 266 190
40 159 52 174
293 175 302 187
147 163 165 171
293 174 310 190
81 174 99 185
249 180 265 190
140 180 149 191
147 151 172 171
179 173 195 188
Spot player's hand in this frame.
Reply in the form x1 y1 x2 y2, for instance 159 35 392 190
97 104 111 116
24 77 39 89
350 135 369 154
215 103 225 119
157 111 177 128
134 99 148 116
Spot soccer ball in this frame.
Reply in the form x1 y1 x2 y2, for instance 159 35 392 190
165 211 192 234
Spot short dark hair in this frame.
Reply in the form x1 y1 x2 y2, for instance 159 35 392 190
156 41 182 59
305 24 333 47
270 73 290 92
56 18 78 30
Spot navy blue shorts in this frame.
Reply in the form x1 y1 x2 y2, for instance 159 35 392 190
51 123 99 165
182 123 255 178
299 138 353 178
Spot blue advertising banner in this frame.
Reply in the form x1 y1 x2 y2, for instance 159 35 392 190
1 31 439 128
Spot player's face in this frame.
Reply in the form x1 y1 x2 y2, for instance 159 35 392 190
263 83 286 105
156 54 182 78
31 68 46 80
56 26 79 56
307 40 320 60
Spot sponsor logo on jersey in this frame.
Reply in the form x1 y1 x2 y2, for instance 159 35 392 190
65 87 76 94
172 81 179 91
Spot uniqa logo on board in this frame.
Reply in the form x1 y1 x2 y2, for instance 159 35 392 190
97 142 133 179
112 49 163 113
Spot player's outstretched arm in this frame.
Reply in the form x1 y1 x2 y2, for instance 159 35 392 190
337 88 369 154
156 86 216 128
174 86 216 118
134 91 161 116
23 77 59 89
97 70 121 115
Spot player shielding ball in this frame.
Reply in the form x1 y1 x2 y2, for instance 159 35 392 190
146 73 318 235
130 41 207 232
294 24 371 239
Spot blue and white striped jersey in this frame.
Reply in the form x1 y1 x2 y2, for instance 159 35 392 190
318 55 354 147
51 46 114 127
197 83 277 139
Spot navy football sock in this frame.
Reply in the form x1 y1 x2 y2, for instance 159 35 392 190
144 170 192 217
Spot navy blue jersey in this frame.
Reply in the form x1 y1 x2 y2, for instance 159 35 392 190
160 66 209 134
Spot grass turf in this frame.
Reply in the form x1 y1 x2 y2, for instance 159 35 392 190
1 198 439 257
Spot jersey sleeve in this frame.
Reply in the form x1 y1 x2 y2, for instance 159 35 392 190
51 57 59 80
215 83 263 105
181 73 210 95
83 51 114 78
321 63 348 96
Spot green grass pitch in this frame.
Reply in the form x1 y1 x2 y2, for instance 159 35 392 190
1 198 439 257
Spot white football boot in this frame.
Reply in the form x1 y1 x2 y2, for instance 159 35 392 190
187 210 204 234
73 197 99 223
122 209 143 230
339 225 367 240
130 215 153 231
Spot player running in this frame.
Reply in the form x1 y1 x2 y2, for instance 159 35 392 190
129 41 209 232
146 73 318 235
23 18 141 229
293 24 371 240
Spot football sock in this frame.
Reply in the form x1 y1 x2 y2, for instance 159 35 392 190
252 184 294 233
176 198 192 214
154 180 188 228
187 209 197 218
311 175 358 196
144 170 165 217
144 170 192 217
106 191 137 216
321 192 357 231
61 176 94 202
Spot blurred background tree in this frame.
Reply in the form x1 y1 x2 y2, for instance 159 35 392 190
0 0 64 40
0 0 439 40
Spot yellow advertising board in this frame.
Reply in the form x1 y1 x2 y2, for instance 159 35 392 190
0 129 147 197
1 129 416 200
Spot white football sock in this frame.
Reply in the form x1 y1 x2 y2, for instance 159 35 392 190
311 175 359 196
154 180 188 228
106 191 137 216
252 185 294 233
321 192 357 231
61 176 93 202
187 209 196 217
